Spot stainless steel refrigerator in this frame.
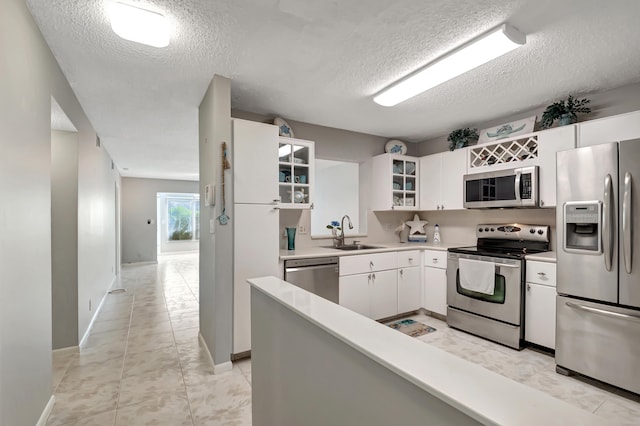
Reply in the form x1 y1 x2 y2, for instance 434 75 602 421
556 140 640 394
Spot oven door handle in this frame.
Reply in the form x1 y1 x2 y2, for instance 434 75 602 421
495 263 520 268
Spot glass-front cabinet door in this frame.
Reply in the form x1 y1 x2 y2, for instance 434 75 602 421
372 153 419 211
278 137 315 209
392 157 418 209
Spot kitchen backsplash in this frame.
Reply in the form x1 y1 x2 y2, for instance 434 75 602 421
280 208 557 251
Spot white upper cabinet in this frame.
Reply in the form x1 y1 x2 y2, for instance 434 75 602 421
578 110 640 147
371 154 419 211
233 119 279 204
536 125 576 207
278 137 315 209
419 149 466 211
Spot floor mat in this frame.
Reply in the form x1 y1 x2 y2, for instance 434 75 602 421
388 319 436 338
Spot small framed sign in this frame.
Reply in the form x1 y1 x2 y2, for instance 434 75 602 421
478 116 536 144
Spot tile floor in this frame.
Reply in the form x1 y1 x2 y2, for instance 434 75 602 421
48 253 251 426
50 252 640 425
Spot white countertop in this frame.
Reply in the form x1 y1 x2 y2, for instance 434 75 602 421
280 241 464 260
248 276 603 426
525 251 557 263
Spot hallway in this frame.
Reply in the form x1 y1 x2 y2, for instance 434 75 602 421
48 253 252 425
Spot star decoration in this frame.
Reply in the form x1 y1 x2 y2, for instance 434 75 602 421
406 214 428 235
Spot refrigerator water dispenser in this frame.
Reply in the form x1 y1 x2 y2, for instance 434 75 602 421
564 201 602 253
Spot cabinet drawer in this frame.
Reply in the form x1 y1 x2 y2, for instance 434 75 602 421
398 250 421 268
423 250 447 270
340 252 397 276
526 261 556 287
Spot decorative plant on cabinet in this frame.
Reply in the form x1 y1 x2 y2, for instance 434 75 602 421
447 128 479 151
541 95 591 128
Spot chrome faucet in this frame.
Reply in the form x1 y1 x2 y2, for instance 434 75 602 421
334 214 354 247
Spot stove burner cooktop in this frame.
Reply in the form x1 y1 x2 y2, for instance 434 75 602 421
448 223 551 260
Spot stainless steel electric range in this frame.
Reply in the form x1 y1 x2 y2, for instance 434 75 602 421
446 224 550 349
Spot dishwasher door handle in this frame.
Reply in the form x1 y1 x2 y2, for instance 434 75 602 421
285 264 338 274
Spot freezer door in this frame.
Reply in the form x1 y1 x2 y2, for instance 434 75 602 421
556 295 640 394
619 139 640 308
556 143 618 303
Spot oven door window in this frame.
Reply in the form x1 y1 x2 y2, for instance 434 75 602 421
455 270 506 304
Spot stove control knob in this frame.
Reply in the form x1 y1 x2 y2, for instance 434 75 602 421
490 228 495 232
530 229 536 234
485 227 489 232
478 228 483 232
538 229 544 235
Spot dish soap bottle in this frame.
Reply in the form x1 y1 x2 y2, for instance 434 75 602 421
433 224 441 244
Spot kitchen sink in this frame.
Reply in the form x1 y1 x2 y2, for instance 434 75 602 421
333 244 382 251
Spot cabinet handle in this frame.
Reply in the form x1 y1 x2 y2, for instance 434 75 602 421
527 284 531 291
370 261 374 270
432 258 438 263
310 202 314 209
400 269 404 277
537 272 547 276
391 205 395 210
368 274 371 283
273 207 280 210
372 273 376 282
441 204 444 210
272 199 279 205
408 257 414 262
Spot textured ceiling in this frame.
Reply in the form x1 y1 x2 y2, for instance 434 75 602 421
27 0 640 180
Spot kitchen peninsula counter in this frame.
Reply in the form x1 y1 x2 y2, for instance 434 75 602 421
249 276 602 426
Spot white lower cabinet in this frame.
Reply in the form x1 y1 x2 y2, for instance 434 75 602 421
339 270 398 320
422 250 447 316
339 252 399 320
525 261 557 349
398 266 421 313
339 274 371 318
370 269 399 319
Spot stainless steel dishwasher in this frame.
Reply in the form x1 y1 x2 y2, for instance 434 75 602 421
284 257 339 303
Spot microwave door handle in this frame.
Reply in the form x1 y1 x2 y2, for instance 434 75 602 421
603 174 614 272
623 172 632 273
514 170 522 204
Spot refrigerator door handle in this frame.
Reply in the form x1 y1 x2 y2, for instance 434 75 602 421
603 174 614 272
623 172 633 274
566 301 640 323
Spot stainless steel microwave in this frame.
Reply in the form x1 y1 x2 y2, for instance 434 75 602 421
463 166 539 208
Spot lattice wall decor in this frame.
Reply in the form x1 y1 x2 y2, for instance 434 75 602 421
469 135 539 168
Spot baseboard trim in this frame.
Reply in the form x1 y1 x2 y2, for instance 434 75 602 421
79 276 117 349
198 333 233 375
214 361 233 374
36 395 55 426
52 346 79 356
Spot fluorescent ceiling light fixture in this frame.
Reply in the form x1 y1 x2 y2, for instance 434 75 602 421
108 2 170 48
374 24 525 107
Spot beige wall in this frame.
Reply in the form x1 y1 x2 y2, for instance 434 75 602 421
51 130 79 349
121 177 198 263
199 75 233 365
1 1 120 423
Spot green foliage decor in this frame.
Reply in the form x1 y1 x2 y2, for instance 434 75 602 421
447 127 479 151
541 95 591 129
